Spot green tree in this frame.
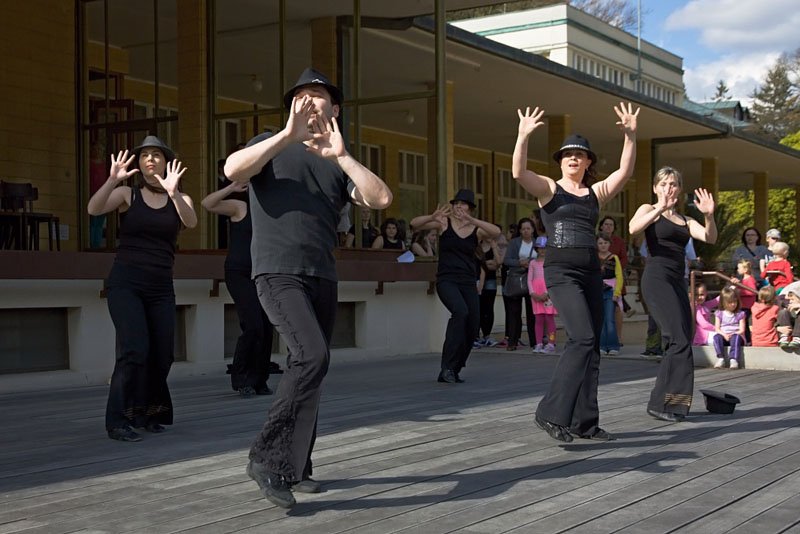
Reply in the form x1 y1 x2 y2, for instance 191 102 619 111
750 57 800 142
713 80 730 102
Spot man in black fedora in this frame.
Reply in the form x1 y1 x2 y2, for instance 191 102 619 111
225 67 392 508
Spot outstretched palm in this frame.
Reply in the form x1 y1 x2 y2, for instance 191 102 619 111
693 188 715 215
109 150 139 183
286 95 315 143
614 101 640 135
517 106 545 138
154 160 187 196
306 114 346 160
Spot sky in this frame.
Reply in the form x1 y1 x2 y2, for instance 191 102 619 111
640 0 800 104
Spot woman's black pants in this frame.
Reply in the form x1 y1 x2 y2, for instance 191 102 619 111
249 274 336 482
479 286 497 338
225 268 273 390
507 295 536 346
642 258 694 416
535 248 604 436
437 279 480 373
105 263 175 431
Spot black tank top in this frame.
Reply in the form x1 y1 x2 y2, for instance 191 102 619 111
382 238 404 250
115 187 181 275
437 218 479 283
644 216 690 272
540 183 599 248
225 210 252 272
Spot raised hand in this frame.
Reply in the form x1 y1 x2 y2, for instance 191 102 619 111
517 106 545 139
693 188 715 215
614 101 640 135
654 187 678 213
432 203 452 219
108 150 139 183
306 114 346 160
154 160 187 196
228 180 249 193
285 95 315 143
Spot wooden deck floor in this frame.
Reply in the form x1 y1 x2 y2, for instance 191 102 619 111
2 349 800 534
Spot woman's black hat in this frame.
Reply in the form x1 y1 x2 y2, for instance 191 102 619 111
133 135 175 163
283 67 343 110
450 189 476 209
552 134 597 164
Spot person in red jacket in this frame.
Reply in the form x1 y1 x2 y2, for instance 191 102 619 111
764 241 794 293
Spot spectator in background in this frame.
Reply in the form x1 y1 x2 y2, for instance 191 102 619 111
764 241 794 294
528 236 557 353
599 215 633 340
503 217 537 351
759 228 783 275
751 285 779 347
712 286 746 369
89 140 108 248
497 223 519 348
411 228 437 257
372 217 405 250
597 233 622 355
731 258 757 344
693 283 719 346
732 227 769 286
345 206 378 248
778 281 800 349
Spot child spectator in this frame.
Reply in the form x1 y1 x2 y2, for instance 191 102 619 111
732 258 758 344
764 241 794 294
693 283 718 346
597 233 622 355
528 236 557 353
713 286 746 369
778 281 800 349
751 285 779 347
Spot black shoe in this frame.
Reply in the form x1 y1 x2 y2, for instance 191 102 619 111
144 423 166 433
437 369 457 383
255 385 273 395
108 426 142 442
239 386 256 398
268 362 284 374
534 414 573 442
292 477 322 493
576 428 616 441
454 372 465 383
647 408 680 422
246 461 296 508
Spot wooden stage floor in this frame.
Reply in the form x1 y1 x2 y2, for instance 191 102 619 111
2 349 800 533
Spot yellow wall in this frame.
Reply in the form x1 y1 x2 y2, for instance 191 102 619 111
1 0 77 250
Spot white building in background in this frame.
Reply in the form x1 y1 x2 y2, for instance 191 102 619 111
452 3 685 106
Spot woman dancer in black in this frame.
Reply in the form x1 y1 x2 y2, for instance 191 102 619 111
411 189 500 383
629 167 716 422
201 180 275 397
513 103 639 442
88 136 197 442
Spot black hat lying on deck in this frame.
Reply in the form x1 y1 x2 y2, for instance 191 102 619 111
700 390 741 414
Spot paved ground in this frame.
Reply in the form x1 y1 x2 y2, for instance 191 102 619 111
2 345 800 533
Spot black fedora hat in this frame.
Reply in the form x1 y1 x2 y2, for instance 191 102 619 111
552 134 597 164
700 389 741 414
283 67 343 110
450 189 476 209
133 135 175 163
